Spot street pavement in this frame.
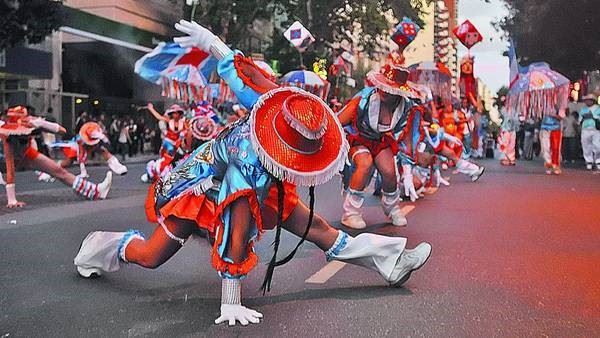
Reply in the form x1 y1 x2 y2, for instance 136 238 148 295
1 159 599 337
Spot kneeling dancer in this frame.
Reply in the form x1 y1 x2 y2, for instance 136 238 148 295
74 20 432 327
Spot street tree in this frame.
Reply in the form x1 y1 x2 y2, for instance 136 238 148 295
496 0 600 80
169 0 429 73
0 0 63 49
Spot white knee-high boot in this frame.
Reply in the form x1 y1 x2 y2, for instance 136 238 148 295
73 230 143 277
341 189 367 229
72 172 112 200
456 159 484 182
381 189 407 226
325 231 431 287
107 155 128 175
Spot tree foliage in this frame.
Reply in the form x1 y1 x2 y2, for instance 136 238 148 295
496 0 600 80
0 0 63 49
171 0 429 73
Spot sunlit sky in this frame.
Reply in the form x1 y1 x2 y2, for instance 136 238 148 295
457 0 509 93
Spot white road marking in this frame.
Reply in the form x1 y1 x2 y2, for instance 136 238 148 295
305 205 415 284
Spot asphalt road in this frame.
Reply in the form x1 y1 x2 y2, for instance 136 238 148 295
1 159 599 337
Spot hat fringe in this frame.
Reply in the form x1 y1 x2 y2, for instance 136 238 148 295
249 87 350 187
366 72 421 99
0 128 34 136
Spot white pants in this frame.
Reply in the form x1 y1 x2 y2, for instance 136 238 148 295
581 129 600 164
499 131 516 162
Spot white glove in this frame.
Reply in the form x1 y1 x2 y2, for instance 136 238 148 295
445 135 463 148
433 169 450 187
215 304 263 326
401 165 418 202
174 20 218 50
29 118 61 133
91 131 109 144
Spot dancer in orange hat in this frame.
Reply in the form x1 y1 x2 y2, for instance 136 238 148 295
46 121 127 180
337 54 423 229
74 20 432 327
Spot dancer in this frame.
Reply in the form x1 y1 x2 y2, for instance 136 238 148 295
1 106 112 208
398 105 484 201
540 108 564 175
49 121 127 178
336 55 423 229
140 115 217 183
74 20 432 327
498 110 518 166
146 102 188 165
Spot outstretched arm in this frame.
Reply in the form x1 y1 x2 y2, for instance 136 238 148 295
146 103 168 122
27 118 66 134
337 96 360 126
174 20 275 109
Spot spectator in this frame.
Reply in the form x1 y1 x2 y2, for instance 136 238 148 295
522 117 536 160
127 118 138 158
562 109 579 164
136 117 146 154
117 118 131 162
75 111 89 133
579 94 600 170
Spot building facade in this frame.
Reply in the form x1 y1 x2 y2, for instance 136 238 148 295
1 1 182 131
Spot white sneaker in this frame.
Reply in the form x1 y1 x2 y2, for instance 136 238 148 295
586 163 593 170
389 206 408 226
97 172 112 199
140 173 149 183
107 156 128 175
389 242 432 287
470 166 485 182
341 214 367 229
76 266 102 278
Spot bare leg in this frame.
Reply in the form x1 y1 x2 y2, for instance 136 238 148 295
373 147 397 193
125 216 196 268
263 200 338 251
60 157 74 169
100 147 113 162
348 146 374 191
2 139 25 208
28 154 77 186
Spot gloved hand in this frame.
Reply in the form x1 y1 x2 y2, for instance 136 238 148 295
215 304 263 326
402 165 418 202
174 20 218 51
445 135 463 148
91 130 109 144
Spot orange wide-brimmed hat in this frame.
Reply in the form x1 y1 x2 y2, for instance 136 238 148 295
367 62 422 99
0 106 34 136
191 115 218 140
249 87 348 186
79 122 105 146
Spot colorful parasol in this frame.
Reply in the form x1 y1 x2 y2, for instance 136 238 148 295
135 42 218 102
408 62 453 103
506 62 570 118
280 70 330 100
